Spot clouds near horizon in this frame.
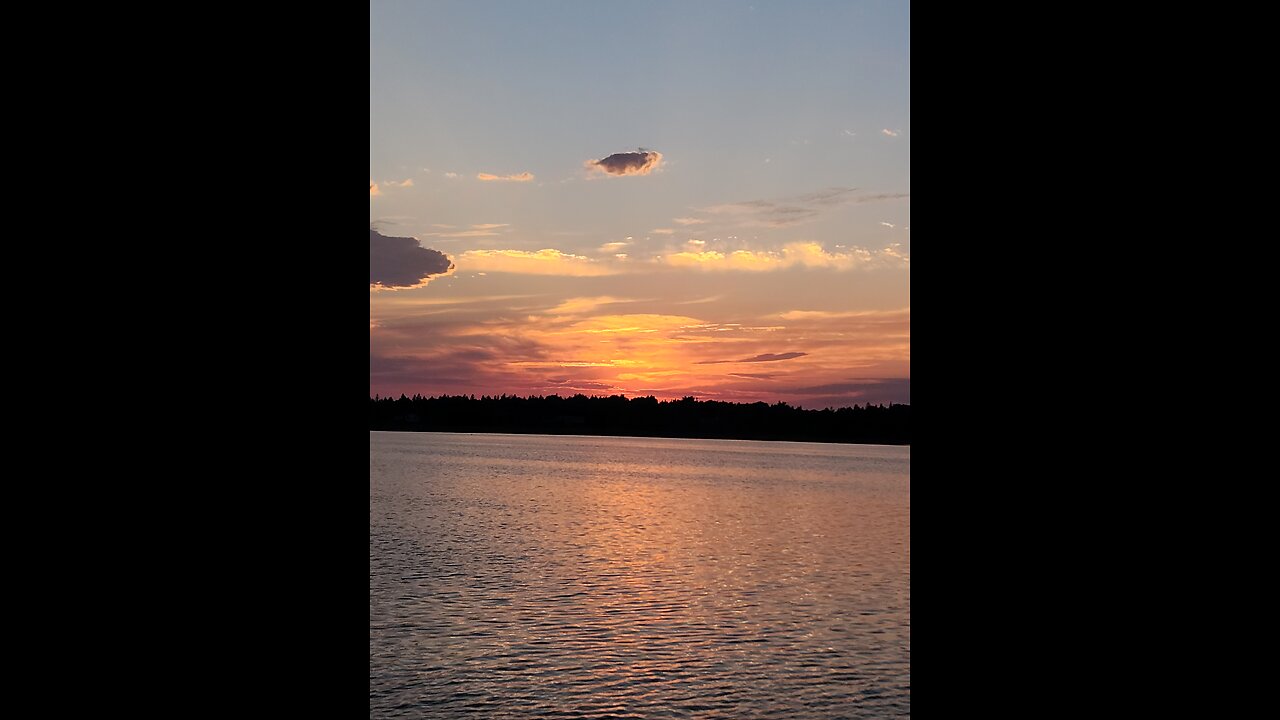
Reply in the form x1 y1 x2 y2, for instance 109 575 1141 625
697 352 808 365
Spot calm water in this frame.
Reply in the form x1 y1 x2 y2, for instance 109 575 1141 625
370 432 910 718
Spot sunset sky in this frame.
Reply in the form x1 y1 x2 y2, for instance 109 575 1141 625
370 0 909 408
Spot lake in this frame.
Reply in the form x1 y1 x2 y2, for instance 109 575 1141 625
370 431 910 718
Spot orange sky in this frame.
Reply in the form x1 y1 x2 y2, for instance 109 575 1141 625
370 249 908 407
371 2 908 408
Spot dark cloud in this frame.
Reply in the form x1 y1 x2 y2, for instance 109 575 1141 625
729 373 778 380
785 378 911 407
369 336 551 397
586 150 663 177
370 228 453 289
789 378 910 394
742 352 807 362
543 380 618 391
696 352 808 365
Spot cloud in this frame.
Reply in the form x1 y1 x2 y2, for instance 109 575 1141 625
599 241 630 252
444 172 459 179
664 242 906 271
426 230 503 238
423 223 511 238
371 288 908 404
545 380 619 391
375 178 415 189
370 335 551 395
651 228 675 235
458 248 619 276
547 296 634 315
783 378 911 406
742 352 807 362
673 217 706 226
882 129 899 137
880 222 895 228
791 381 880 394
696 352 808 365
585 150 663 177
694 187 909 228
775 308 910 321
477 172 535 182
370 228 454 289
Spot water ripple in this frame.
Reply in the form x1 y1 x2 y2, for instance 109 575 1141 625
372 432 909 718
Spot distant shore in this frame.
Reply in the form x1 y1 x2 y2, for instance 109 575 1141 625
370 394 909 446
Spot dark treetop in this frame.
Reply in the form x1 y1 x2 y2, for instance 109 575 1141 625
370 394 909 445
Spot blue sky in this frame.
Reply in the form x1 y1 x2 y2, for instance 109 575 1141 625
371 0 910 407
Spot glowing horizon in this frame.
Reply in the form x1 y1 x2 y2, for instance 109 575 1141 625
371 1 909 408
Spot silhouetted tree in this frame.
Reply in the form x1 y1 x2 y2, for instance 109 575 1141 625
369 393 908 444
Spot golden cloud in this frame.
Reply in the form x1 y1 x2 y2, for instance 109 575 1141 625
458 248 619 276
663 242 906 271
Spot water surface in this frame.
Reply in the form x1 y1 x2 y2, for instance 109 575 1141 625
370 431 909 718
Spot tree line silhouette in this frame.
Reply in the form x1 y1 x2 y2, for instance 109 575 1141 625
370 393 909 445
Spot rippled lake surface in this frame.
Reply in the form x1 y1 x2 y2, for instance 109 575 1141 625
370 431 909 718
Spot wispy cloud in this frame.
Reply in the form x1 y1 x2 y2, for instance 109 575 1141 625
651 228 675 235
371 294 908 404
444 172 459 179
673 217 706 226
369 182 380 196
599 241 630 252
664 242 906 272
378 178 414 188
424 223 511 238
783 378 910 406
880 222 895 228
477 171 535 182
696 352 808 365
694 187 909 228
775 308 910 321
585 150 663 177
881 128 899 137
547 296 635 315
